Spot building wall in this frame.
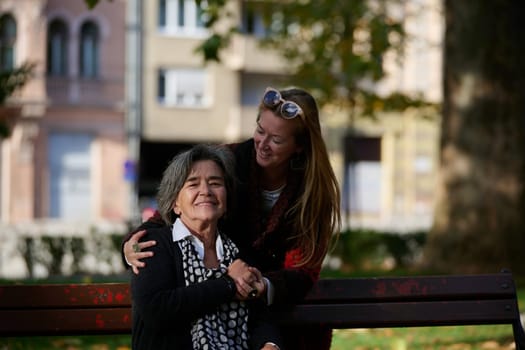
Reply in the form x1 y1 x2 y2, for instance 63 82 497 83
140 0 289 144
139 0 443 232
0 0 47 222
0 0 128 225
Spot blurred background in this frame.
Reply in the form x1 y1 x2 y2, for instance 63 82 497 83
0 0 523 284
2 1 525 349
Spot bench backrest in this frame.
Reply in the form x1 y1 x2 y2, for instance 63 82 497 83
0 272 523 349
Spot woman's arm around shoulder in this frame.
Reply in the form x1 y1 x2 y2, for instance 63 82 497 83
131 227 237 328
120 210 166 271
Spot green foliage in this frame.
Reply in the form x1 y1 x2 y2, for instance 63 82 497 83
194 0 237 63
196 0 435 117
84 0 115 10
83 0 115 10
253 0 432 115
84 0 100 9
17 233 123 278
330 229 427 272
18 238 35 279
255 1 401 102
70 237 86 274
0 335 131 349
41 237 67 276
0 62 34 104
0 62 35 137
195 33 226 62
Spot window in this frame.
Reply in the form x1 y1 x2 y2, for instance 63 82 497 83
241 4 268 38
158 0 207 36
157 68 208 107
414 155 432 174
0 14 16 71
79 21 99 78
343 136 382 214
47 19 68 76
48 133 92 219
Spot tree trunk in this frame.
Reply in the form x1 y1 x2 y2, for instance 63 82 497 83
423 0 525 275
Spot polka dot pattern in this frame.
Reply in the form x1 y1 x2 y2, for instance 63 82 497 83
178 234 249 349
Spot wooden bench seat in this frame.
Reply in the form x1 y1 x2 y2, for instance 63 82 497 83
0 271 524 349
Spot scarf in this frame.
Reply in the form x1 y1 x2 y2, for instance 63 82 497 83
178 234 250 349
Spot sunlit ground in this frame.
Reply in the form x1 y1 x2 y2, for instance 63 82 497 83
0 324 517 350
331 325 516 350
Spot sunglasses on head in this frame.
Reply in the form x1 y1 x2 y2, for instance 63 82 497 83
262 87 304 120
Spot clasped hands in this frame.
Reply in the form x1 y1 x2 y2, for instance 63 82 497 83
227 259 266 301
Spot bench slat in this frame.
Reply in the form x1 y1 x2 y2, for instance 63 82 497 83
0 300 518 334
306 274 517 303
272 299 520 328
0 308 131 336
0 283 131 309
0 274 515 308
0 300 519 335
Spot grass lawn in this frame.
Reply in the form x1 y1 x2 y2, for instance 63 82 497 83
0 325 517 350
0 335 131 350
331 325 516 350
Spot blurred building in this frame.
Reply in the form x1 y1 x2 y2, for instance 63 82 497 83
133 0 443 232
133 0 292 211
0 0 127 229
0 0 443 234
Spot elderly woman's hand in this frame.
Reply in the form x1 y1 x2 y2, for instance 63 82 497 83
227 259 265 300
123 230 156 274
247 266 266 299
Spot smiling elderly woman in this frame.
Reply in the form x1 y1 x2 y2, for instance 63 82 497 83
131 144 281 350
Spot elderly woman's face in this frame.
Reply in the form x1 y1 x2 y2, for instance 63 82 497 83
173 160 227 227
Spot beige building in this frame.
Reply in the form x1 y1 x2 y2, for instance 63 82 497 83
135 0 443 232
0 0 128 227
134 0 291 210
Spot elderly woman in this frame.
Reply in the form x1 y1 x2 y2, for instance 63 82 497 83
131 144 281 350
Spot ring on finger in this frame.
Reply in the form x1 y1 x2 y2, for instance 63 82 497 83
133 243 140 253
248 289 258 298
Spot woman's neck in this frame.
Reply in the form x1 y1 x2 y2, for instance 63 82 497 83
182 219 217 247
183 220 219 268
260 167 287 191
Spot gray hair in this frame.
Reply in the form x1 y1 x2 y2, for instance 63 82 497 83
156 144 236 225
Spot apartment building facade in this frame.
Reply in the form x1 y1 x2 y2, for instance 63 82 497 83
135 0 443 232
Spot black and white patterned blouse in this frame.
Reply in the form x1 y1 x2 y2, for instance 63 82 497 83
173 219 250 350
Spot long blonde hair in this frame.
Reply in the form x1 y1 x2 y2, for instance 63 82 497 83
260 87 341 268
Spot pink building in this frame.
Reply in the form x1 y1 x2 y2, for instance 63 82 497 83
0 0 128 225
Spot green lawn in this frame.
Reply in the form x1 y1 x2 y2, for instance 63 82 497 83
0 335 131 350
331 325 516 350
0 325 517 350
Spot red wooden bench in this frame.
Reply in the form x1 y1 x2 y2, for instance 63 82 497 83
0 271 524 349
